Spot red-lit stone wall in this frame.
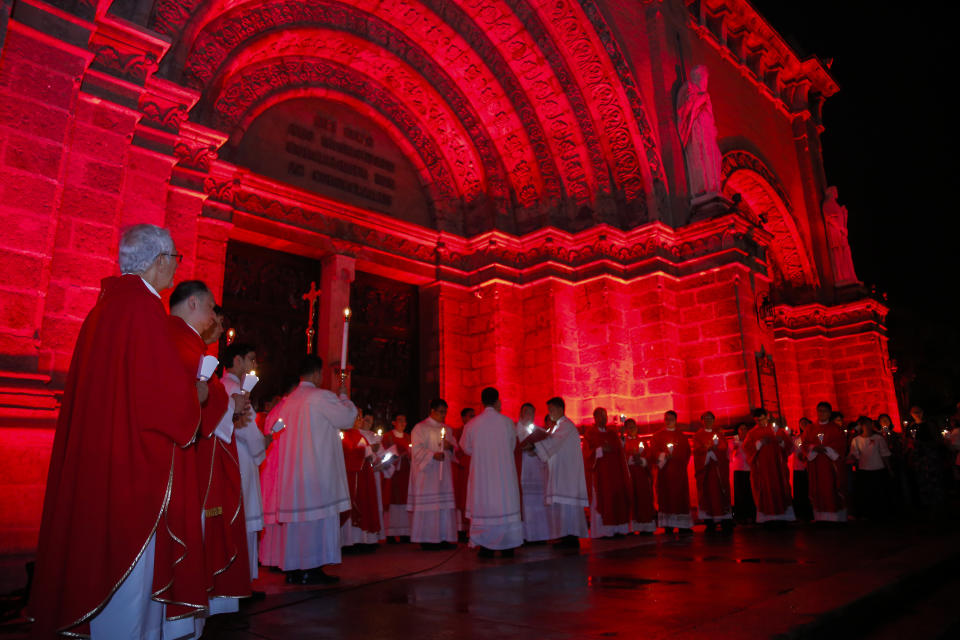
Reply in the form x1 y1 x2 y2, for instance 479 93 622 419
0 0 897 557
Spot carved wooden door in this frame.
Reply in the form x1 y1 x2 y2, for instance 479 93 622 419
220 241 322 408
348 271 420 428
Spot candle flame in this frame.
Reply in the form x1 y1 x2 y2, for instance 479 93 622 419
344 307 351 319
339 431 344 440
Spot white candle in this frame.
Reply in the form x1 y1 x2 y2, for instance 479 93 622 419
339 430 345 441
638 441 644 451
667 442 674 454
712 434 719 446
340 308 351 369
271 418 285 434
241 372 259 394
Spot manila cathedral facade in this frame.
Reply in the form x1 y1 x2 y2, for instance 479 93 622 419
0 0 896 550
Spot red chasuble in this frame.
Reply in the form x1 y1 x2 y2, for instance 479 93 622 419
451 425 470 522
583 427 632 526
692 428 732 518
28 275 200 637
341 430 381 534
650 428 692 516
802 423 847 517
152 317 220 617
381 430 412 507
743 425 793 517
623 436 656 524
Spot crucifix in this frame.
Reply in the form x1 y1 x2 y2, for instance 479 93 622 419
302 281 321 354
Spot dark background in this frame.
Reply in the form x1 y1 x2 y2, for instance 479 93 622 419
752 1 960 417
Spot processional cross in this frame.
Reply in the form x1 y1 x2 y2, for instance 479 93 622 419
302 281 321 354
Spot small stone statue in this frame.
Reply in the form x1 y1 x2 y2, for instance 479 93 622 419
822 186 859 286
676 65 723 202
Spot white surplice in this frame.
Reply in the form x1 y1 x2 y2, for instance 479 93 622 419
407 417 458 543
516 421 550 542
534 416 589 539
222 372 267 579
461 407 523 550
276 381 357 569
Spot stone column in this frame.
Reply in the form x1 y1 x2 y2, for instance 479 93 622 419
318 254 355 390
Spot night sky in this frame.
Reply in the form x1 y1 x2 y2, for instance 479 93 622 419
750 1 959 415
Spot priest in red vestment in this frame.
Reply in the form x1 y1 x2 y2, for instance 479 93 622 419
583 408 632 537
692 411 733 532
650 410 693 533
622 419 656 533
802 401 848 522
743 408 795 523
452 407 475 538
381 414 412 541
341 426 382 550
161 281 223 624
28 224 202 638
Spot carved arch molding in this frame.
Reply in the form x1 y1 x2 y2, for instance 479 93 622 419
144 0 668 231
721 150 820 291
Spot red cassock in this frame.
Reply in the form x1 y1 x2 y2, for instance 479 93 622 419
28 275 200 637
583 427 632 526
623 436 656 524
196 377 251 598
451 425 470 522
743 425 793 517
341 430 381 534
692 429 732 518
381 430 411 507
649 429 692 517
802 423 847 516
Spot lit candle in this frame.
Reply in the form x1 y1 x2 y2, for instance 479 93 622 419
785 427 791 436
667 442 674 454
817 433 824 445
241 372 259 394
271 418 285 434
340 308 351 371
377 428 383 438
638 440 645 451
712 434 719 446
339 430 345 441
942 429 949 438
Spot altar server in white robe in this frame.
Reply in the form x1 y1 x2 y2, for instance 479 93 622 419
461 387 523 556
221 342 267 580
525 396 588 548
408 399 459 549
276 355 357 584
516 402 550 542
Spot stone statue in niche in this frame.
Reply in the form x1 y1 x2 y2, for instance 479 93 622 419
822 186 859 286
676 65 725 207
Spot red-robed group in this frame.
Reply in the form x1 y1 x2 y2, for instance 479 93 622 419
28 223 926 639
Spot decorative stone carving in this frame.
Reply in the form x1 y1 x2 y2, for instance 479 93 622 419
677 65 724 204
822 186 859 286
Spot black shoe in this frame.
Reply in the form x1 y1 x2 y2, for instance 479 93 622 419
678 528 694 535
386 536 399 544
436 541 456 550
249 590 266 601
285 570 304 584
499 548 515 558
400 536 411 543
300 568 340 585
553 535 580 549
477 547 495 558
705 520 717 533
458 531 469 543
662 526 674 534
720 520 734 533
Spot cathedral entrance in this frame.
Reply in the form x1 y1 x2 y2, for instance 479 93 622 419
220 241 420 421
220 241 322 407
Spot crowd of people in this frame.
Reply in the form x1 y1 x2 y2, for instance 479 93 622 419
24 224 960 639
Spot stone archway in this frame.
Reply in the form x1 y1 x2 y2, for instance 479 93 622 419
722 150 820 294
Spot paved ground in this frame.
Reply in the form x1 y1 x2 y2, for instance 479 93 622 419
4 517 960 639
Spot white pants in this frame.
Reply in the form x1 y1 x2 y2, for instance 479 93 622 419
90 534 200 640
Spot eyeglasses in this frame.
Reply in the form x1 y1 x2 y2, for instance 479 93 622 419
160 252 184 264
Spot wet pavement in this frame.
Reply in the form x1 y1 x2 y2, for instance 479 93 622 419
3 519 959 639
204 519 960 640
